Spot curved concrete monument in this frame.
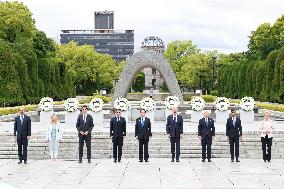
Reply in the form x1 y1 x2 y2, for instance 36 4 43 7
113 50 183 103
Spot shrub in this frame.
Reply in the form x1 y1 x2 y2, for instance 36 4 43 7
256 103 284 112
94 95 112 103
0 105 37 115
183 93 192 101
210 90 218 96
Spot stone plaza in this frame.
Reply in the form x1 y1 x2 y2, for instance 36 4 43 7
0 120 284 188
0 158 284 189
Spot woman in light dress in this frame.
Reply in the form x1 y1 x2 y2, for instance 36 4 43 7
47 114 62 161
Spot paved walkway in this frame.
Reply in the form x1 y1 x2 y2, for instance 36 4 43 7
0 158 283 189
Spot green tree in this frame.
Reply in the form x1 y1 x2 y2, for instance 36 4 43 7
248 23 276 60
132 72 145 92
56 42 116 95
0 40 24 106
0 1 36 43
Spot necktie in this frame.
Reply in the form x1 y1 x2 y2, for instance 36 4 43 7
141 117 144 127
206 118 208 126
117 117 120 122
233 118 235 127
84 114 86 123
174 116 177 123
20 115 23 124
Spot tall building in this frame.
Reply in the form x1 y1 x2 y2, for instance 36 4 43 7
60 11 134 62
94 11 114 29
141 36 165 94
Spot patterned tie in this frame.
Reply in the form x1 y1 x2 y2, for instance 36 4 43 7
20 115 23 124
174 116 177 123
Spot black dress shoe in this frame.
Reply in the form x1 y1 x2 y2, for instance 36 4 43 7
88 159 91 163
208 159 212 162
18 161 22 164
171 159 174 162
114 159 117 163
118 159 121 163
267 160 271 162
236 159 240 162
24 161 27 164
231 159 234 162
145 160 149 162
202 159 205 162
264 159 267 162
139 160 143 162
78 160 82 163
176 159 180 162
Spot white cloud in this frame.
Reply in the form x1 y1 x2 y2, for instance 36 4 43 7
10 0 284 54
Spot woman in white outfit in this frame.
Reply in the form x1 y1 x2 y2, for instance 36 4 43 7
47 114 62 161
260 111 274 162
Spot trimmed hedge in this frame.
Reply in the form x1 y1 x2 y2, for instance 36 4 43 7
256 103 284 112
79 95 112 104
0 105 37 115
229 99 240 104
190 95 218 102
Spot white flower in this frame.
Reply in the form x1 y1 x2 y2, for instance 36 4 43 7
114 98 129 111
89 98 104 112
140 97 155 112
64 98 79 112
165 96 180 110
190 97 205 111
39 97 53 112
240 97 255 111
215 97 229 111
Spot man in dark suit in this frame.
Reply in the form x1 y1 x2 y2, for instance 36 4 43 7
14 107 31 164
110 108 126 163
226 109 242 162
135 109 152 162
76 105 94 163
166 106 183 162
198 110 215 162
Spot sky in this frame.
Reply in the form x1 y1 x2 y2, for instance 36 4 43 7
11 0 284 53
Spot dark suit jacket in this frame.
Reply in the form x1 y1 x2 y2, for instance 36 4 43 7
226 117 242 137
135 117 152 140
110 117 126 138
14 115 31 139
166 114 183 138
76 114 94 137
198 117 215 138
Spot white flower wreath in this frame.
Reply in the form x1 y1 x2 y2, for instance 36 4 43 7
140 97 155 112
89 98 104 112
215 97 229 111
240 96 255 111
64 98 79 112
39 97 53 112
165 96 180 110
190 97 205 111
114 98 129 111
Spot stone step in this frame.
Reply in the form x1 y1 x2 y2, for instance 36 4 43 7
1 153 283 159
1 131 284 159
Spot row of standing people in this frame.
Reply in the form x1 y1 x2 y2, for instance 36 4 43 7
13 106 274 164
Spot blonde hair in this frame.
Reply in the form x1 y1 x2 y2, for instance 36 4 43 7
264 110 270 115
50 114 58 124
